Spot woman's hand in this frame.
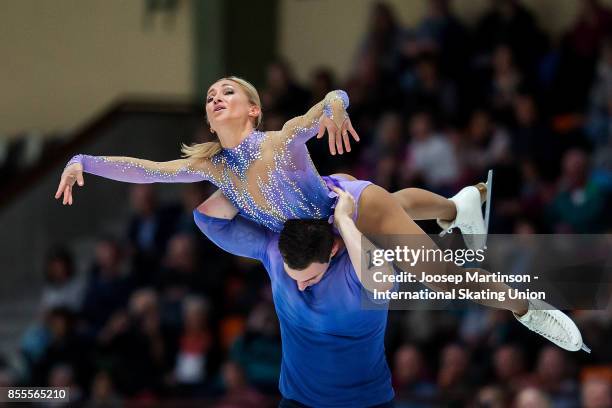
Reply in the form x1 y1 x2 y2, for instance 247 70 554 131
332 186 356 223
317 116 360 155
54 163 85 205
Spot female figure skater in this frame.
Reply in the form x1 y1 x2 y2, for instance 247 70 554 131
55 77 587 353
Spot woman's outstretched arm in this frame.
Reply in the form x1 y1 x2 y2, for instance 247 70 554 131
278 90 359 155
55 154 212 205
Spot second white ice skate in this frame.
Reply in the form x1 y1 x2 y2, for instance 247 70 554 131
514 299 590 353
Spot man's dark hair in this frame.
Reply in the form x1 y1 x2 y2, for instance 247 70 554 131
278 219 335 270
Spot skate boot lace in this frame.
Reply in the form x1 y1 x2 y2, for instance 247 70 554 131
524 307 574 345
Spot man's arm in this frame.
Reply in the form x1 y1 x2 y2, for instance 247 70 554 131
194 190 269 261
332 188 394 292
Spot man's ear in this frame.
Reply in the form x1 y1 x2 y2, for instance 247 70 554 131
330 238 342 258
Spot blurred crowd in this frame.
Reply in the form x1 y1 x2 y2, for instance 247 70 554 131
7 0 612 406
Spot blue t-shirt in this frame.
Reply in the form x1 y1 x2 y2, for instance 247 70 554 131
194 210 394 407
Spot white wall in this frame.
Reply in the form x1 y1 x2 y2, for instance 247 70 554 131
279 0 610 83
0 0 194 136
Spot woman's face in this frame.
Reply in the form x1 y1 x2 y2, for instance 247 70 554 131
205 80 259 132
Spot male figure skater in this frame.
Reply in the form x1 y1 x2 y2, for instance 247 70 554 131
194 184 396 407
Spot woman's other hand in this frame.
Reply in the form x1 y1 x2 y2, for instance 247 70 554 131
54 163 85 205
317 116 360 155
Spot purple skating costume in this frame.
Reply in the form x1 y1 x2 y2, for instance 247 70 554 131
65 91 365 232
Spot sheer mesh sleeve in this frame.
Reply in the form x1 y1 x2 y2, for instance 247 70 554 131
65 154 213 183
278 90 349 145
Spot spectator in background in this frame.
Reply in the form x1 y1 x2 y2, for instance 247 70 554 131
230 301 281 393
0 361 16 389
558 0 612 109
48 364 84 404
97 288 170 398
534 346 580 407
262 111 286 132
510 92 558 179
473 0 546 73
40 247 84 314
173 185 228 301
174 184 210 235
582 377 612 408
261 60 309 119
357 2 404 73
349 49 403 119
215 361 270 408
493 344 531 394
586 36 612 146
392 345 437 404
548 149 609 233
86 370 122 408
437 343 472 405
403 111 459 195
488 45 524 124
31 308 90 389
400 53 458 122
154 234 209 300
171 296 216 390
127 184 181 286
474 385 508 408
358 113 404 190
405 0 468 79
81 238 133 334
514 387 552 408
460 108 511 176
567 0 612 60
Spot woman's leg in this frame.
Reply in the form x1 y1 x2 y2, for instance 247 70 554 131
331 173 357 181
334 172 463 222
392 184 488 221
355 184 528 315
392 188 456 221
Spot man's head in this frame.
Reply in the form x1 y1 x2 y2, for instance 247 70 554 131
278 219 341 291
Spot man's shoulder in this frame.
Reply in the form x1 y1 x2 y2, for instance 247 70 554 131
264 233 281 256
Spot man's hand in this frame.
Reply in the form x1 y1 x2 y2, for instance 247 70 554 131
330 186 394 293
332 186 355 224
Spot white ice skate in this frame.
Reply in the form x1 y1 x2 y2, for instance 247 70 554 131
437 170 493 250
514 299 590 353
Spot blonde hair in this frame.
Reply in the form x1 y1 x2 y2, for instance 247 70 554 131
181 76 263 160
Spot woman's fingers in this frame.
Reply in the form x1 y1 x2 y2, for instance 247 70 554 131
63 185 70 205
317 123 325 139
328 125 337 155
56 169 84 204
348 120 360 142
76 172 85 187
55 178 66 199
336 131 344 155
332 124 343 155
342 130 351 153
341 121 351 153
